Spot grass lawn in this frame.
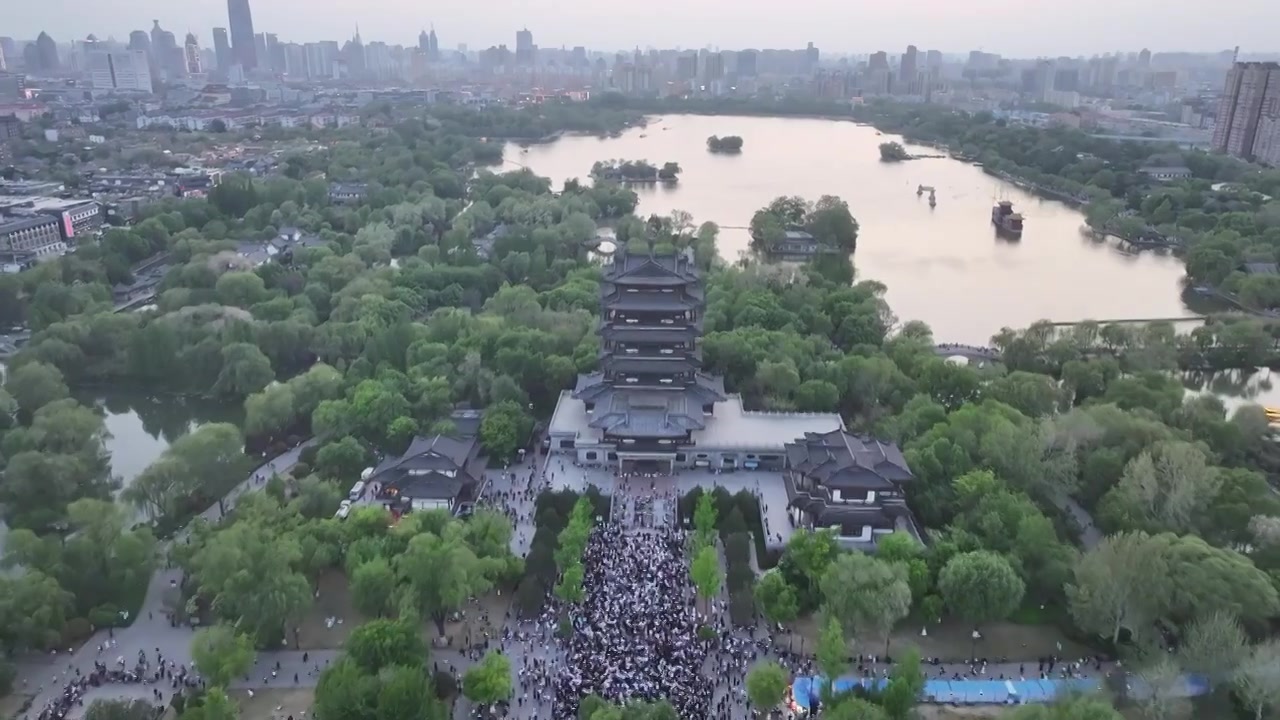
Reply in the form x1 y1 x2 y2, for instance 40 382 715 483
230 688 314 720
295 571 368 650
783 614 1095 663
295 570 513 652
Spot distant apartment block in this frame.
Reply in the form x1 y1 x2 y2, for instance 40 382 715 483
0 215 66 266
1212 61 1280 167
88 50 153 93
0 114 20 140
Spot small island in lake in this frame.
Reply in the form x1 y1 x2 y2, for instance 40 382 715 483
706 135 744 153
879 141 912 162
749 195 859 256
591 159 682 184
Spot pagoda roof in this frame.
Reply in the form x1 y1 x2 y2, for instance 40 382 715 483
601 289 703 312
784 429 914 492
586 388 708 438
573 371 726 405
603 248 701 286
601 355 700 375
601 282 704 301
599 320 701 343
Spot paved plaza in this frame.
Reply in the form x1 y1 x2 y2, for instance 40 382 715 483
13 438 547 720
534 455 797 549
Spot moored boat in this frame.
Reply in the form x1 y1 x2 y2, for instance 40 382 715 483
992 200 1024 238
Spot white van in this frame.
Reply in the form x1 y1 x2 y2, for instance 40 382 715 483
348 481 366 501
335 500 353 520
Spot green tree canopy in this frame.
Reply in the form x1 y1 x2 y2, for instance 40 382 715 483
190 625 256 688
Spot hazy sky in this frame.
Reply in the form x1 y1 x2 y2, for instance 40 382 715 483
7 0 1278 58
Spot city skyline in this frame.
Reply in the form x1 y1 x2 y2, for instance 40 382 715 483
6 0 1280 58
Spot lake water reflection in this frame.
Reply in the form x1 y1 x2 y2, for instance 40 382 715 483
511 114 1197 344
82 390 244 490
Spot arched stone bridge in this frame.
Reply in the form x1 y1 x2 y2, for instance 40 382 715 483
933 344 1003 364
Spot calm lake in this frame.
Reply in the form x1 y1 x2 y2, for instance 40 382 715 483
510 114 1197 345
83 390 244 486
510 114 1280 411
0 383 240 554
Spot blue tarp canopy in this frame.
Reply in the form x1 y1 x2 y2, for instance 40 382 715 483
791 674 1207 708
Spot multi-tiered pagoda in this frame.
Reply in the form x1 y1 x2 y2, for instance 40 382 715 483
569 245 725 468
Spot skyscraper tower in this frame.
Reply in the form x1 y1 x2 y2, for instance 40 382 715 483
128 30 150 54
516 28 534 65
899 45 919 95
212 28 232 71
428 26 439 61
35 32 59 71
344 26 366 77
227 0 257 70
1212 61 1280 163
184 32 202 74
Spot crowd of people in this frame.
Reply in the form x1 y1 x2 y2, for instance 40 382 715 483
552 527 710 720
32 650 199 720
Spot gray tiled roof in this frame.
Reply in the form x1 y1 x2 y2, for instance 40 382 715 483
785 429 913 491
602 292 701 312
598 322 701 344
604 248 700 285
368 433 483 504
1243 262 1279 275
587 389 708 438
573 372 725 405
0 215 59 234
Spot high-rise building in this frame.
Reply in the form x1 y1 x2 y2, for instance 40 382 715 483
0 43 6 72
227 0 257 70
428 27 439 62
212 28 232 71
344 29 365 77
149 21 183 78
184 33 203 74
515 28 534 65
1034 59 1056 101
676 52 697 81
1053 68 1079 93
899 45 918 94
34 32 59 72
1212 62 1280 164
150 20 176 59
418 30 430 53
0 73 26 101
738 49 757 78
0 38 15 71
305 41 338 79
703 52 724 82
264 33 283 73
127 30 149 55
88 50 153 93
283 43 306 78
803 42 819 74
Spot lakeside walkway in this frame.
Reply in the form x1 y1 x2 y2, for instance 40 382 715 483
13 442 315 712
12 439 548 720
